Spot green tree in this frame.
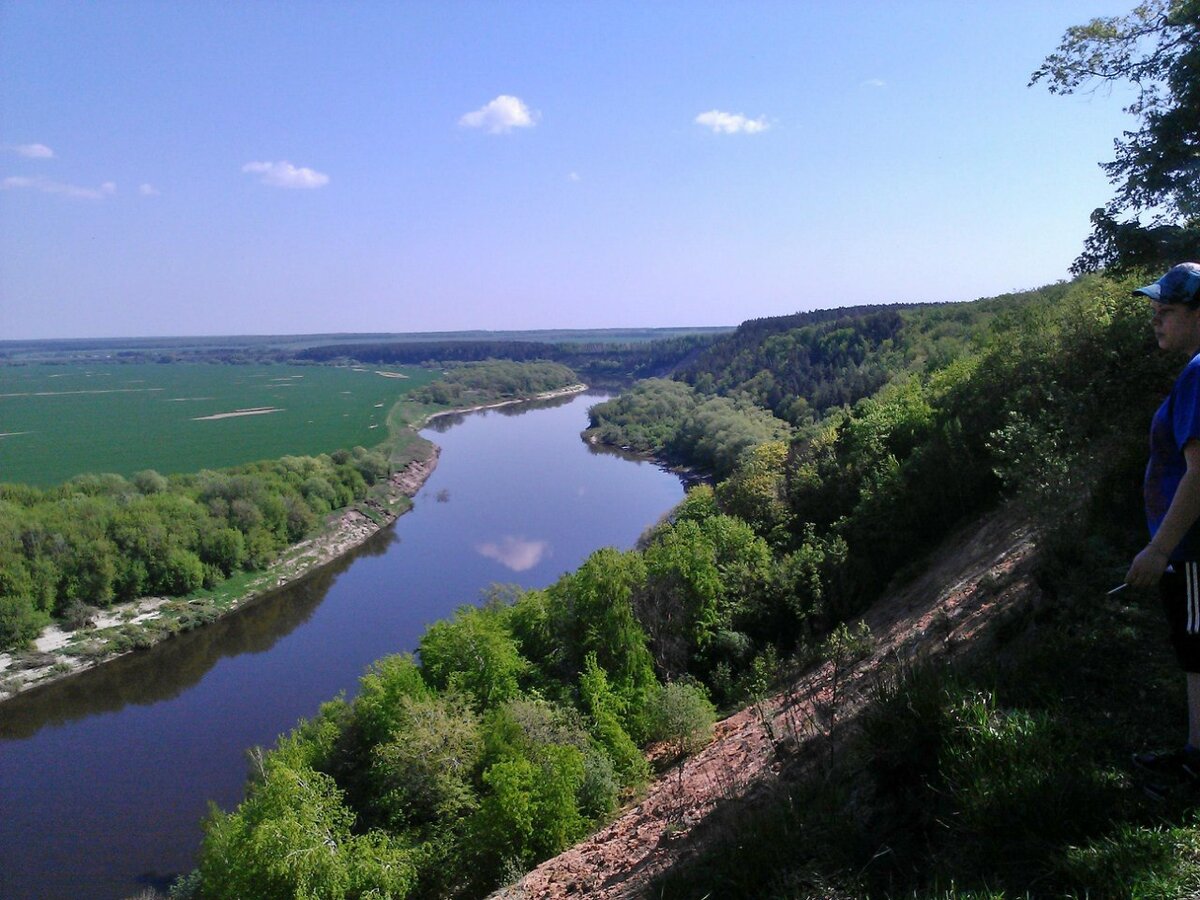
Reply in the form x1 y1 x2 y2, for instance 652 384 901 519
716 440 794 546
197 759 418 899
1033 0 1200 272
547 548 657 719
418 604 528 709
367 691 483 831
578 652 651 786
458 697 599 889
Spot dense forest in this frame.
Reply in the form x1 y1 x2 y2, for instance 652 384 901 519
173 266 1200 897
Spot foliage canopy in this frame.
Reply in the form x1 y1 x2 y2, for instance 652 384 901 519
1032 0 1200 272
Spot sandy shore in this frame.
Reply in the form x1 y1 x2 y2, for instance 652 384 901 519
0 383 588 705
419 383 588 425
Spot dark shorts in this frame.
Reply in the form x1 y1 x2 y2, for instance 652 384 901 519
1161 561 1200 672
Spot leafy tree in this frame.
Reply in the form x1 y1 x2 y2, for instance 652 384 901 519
716 440 794 546
367 691 483 831
351 653 432 747
418 604 528 708
546 548 657 720
1032 0 1200 272
0 593 44 647
578 652 651 786
197 759 418 899
466 698 594 888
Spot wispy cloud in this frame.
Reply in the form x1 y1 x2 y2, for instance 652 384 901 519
862 78 887 89
241 160 329 189
694 110 770 135
476 535 550 572
139 183 160 196
10 143 55 159
1 175 115 200
567 171 581 182
459 95 537 134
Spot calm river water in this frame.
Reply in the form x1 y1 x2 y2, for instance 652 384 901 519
0 391 686 900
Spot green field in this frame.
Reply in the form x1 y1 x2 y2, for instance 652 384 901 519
0 363 439 486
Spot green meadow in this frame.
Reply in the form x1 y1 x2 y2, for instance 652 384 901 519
0 363 439 486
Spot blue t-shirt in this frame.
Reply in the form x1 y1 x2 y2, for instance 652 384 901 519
1146 353 1200 561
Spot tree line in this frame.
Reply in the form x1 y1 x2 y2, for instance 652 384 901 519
294 334 721 384
0 447 393 648
405 360 578 408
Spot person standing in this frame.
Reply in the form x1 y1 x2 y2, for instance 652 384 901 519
1126 261 1200 778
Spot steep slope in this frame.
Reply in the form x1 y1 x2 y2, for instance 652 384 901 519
494 507 1038 899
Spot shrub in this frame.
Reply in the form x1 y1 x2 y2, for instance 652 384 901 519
646 680 716 762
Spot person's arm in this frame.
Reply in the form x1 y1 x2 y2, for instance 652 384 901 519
1128 440 1200 587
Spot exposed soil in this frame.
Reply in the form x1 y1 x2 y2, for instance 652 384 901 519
493 508 1039 900
192 406 283 420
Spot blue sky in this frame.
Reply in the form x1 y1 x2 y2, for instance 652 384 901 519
1 1 1138 339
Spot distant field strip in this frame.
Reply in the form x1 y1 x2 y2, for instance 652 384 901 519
0 388 166 397
0 363 439 486
193 407 283 421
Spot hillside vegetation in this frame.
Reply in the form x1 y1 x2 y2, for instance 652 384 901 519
174 270 1200 898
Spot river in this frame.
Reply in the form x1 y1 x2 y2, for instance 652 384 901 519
0 391 686 900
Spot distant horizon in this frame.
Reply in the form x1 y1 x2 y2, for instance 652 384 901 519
2 283 1060 345
0 324 739 346
2 2 1131 340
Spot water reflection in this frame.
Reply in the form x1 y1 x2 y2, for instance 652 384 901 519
0 528 397 740
476 535 551 572
424 391 583 433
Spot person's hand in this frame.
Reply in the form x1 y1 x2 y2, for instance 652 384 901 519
1126 544 1170 588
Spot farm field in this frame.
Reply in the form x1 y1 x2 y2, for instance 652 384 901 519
0 363 439 486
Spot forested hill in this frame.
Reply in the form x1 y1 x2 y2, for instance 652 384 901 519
672 283 1073 424
180 270 1200 897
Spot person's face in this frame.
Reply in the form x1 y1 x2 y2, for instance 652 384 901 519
1151 301 1200 354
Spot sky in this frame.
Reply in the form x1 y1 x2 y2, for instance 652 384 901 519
0 0 1142 340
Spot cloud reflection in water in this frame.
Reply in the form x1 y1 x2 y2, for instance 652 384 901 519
476 536 551 572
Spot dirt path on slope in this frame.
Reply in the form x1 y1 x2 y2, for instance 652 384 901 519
494 509 1039 899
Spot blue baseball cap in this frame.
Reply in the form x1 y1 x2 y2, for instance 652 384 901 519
1134 262 1200 304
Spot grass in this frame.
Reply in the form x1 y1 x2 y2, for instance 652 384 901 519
0 362 439 485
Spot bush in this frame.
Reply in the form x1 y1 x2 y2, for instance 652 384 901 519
646 680 715 762
0 593 45 648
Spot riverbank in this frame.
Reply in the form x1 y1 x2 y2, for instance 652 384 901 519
0 384 588 705
0 452 439 703
419 382 588 424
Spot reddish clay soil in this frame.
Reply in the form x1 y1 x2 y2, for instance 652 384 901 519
493 509 1039 900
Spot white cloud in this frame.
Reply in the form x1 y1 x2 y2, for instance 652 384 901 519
1 175 115 200
862 78 887 89
567 171 580 182
11 143 55 159
459 95 537 134
476 535 550 572
241 160 330 189
139 183 160 196
694 110 770 134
